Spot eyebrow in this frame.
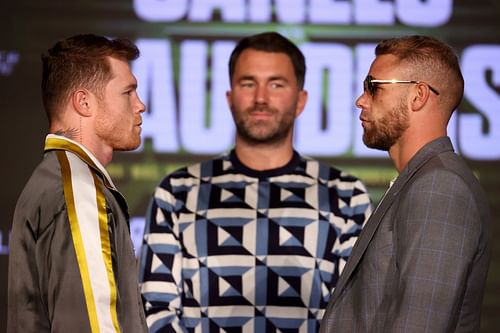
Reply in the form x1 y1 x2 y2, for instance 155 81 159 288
238 75 288 82
124 82 138 90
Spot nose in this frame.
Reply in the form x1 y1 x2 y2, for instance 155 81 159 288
355 91 368 110
136 94 146 113
254 84 267 104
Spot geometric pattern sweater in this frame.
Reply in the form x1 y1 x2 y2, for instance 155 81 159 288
139 150 372 333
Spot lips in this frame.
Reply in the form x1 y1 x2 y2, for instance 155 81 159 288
250 110 271 115
359 114 370 128
248 108 273 120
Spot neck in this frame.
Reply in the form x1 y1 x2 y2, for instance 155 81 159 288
51 128 80 142
234 138 294 171
389 128 446 173
50 126 113 167
87 144 113 167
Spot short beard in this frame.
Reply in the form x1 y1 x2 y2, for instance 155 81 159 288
363 99 409 151
232 105 295 146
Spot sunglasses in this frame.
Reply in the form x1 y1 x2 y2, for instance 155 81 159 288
363 75 440 96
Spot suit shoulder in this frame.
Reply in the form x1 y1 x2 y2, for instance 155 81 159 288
13 153 66 234
406 160 489 230
415 152 486 201
411 163 470 197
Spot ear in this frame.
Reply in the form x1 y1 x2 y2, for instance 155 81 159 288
71 89 93 117
295 90 308 118
411 83 431 112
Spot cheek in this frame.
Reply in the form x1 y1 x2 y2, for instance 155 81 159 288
236 93 254 104
118 98 136 118
233 94 255 111
370 100 388 119
282 95 301 113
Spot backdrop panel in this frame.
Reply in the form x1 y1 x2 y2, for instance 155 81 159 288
1 0 498 331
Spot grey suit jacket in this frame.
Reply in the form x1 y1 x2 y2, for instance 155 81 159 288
320 137 491 333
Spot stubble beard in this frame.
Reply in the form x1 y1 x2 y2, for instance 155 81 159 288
109 125 141 151
95 108 141 152
113 136 141 151
363 100 409 151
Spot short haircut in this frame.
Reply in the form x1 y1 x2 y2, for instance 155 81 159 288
375 35 464 112
41 34 139 123
228 31 306 89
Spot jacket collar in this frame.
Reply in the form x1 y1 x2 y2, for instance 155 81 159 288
44 134 117 190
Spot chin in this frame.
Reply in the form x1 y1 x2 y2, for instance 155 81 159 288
363 138 391 152
115 140 141 151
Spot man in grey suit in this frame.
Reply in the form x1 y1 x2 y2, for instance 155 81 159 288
320 35 491 332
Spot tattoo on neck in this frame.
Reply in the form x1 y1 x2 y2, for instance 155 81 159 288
53 128 79 140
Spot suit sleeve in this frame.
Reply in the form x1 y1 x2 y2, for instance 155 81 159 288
139 181 187 333
387 168 484 332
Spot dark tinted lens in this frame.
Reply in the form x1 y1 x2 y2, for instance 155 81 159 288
363 76 370 94
364 75 376 95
